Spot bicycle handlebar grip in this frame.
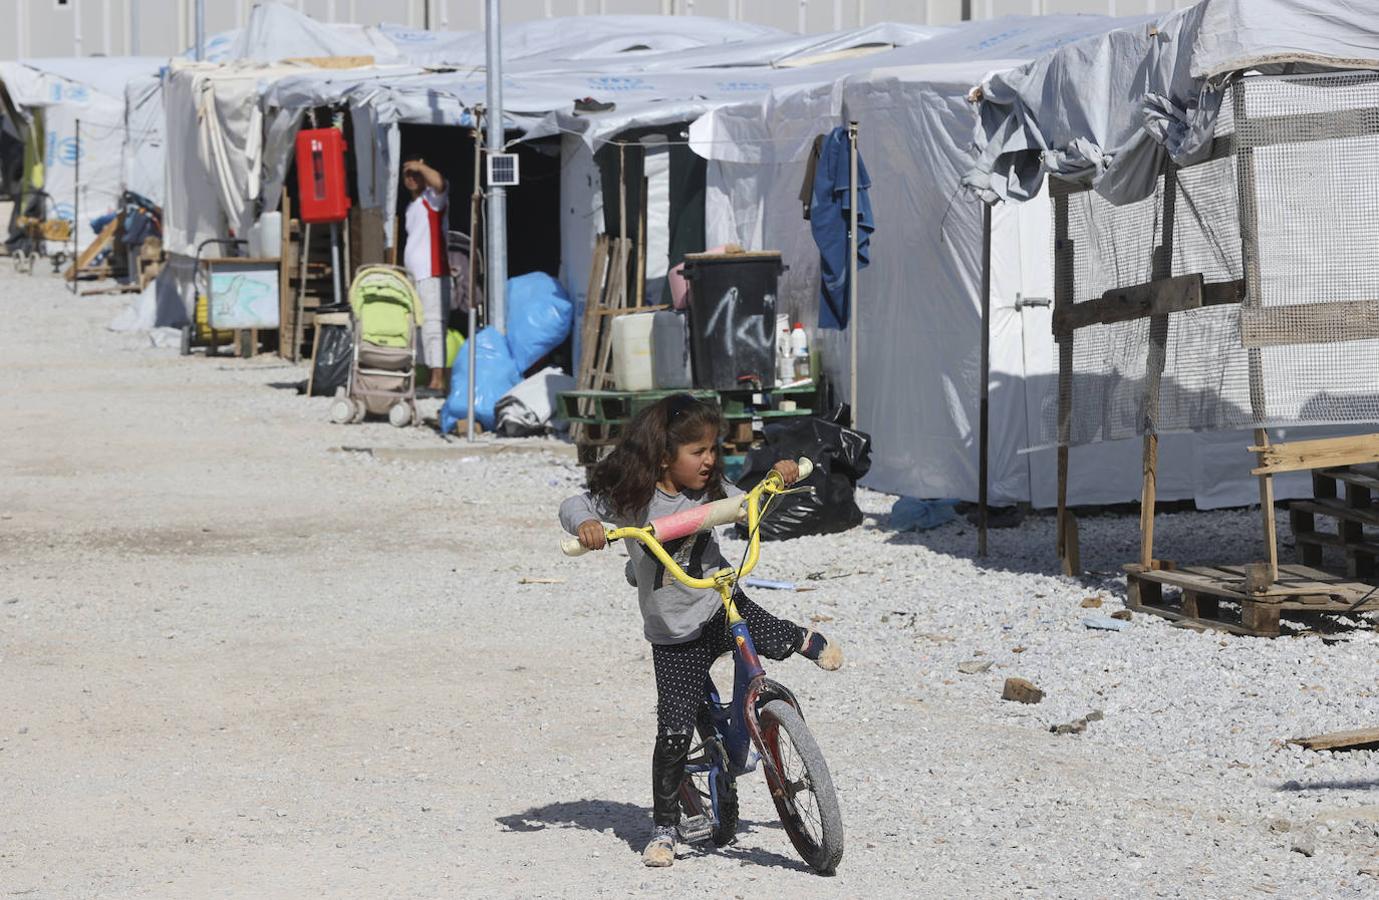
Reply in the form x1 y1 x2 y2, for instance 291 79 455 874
796 457 814 481
560 536 590 557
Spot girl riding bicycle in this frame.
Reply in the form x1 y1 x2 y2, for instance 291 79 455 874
558 393 843 867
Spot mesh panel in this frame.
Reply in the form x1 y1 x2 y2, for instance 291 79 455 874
1047 71 1379 447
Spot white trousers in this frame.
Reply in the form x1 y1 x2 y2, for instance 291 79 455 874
415 276 450 368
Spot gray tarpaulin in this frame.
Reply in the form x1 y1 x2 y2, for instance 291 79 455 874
966 0 1379 206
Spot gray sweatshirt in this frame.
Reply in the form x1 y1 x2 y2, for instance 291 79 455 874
559 484 743 644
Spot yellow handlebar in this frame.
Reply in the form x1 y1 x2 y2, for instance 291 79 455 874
560 458 814 594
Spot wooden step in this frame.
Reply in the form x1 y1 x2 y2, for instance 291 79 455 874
1317 465 1379 492
1292 529 1379 556
1291 498 1379 528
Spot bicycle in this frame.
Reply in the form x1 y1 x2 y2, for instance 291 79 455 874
560 458 844 874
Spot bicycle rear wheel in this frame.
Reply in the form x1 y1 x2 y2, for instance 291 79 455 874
758 699 843 873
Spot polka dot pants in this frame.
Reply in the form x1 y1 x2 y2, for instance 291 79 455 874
648 591 805 825
650 591 805 736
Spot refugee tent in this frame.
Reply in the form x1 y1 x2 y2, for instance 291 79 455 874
0 56 165 249
681 14 1287 509
961 0 1379 507
161 5 941 338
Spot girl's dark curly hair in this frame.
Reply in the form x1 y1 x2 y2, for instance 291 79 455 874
587 393 726 521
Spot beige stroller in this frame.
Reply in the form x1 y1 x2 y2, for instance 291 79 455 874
329 265 422 427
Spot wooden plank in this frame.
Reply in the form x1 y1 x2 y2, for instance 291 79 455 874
1252 434 1379 476
278 194 293 360
1240 601 1281 636
1139 164 1177 571
1053 273 1204 333
594 303 670 317
1288 728 1379 752
1053 192 1078 576
284 55 375 68
63 216 119 281
1240 299 1379 349
1256 429 1279 583
1319 466 1379 492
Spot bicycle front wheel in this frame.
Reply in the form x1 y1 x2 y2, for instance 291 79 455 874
758 699 843 873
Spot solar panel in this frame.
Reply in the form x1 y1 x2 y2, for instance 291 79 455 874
487 153 520 187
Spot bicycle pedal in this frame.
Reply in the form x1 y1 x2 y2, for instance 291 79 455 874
678 815 713 843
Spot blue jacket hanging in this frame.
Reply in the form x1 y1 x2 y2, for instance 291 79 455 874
809 126 874 330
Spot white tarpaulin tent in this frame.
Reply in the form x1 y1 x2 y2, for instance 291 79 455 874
959 0 1379 506
967 0 1379 206
163 7 941 323
688 11 1344 510
0 57 165 248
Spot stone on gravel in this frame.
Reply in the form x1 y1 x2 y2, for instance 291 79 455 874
1080 596 1103 608
1051 719 1088 735
1001 677 1044 704
1085 709 1104 722
1269 817 1291 833
1110 609 1134 621
957 659 993 675
1290 833 1316 857
1081 615 1128 632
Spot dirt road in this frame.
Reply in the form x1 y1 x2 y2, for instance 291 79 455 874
4 270 1377 897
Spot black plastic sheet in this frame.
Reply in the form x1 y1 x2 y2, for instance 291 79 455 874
734 409 872 541
310 324 353 397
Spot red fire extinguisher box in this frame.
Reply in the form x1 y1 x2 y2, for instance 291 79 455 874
295 128 352 224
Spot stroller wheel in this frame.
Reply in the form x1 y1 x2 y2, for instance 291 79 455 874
329 397 354 424
388 402 412 428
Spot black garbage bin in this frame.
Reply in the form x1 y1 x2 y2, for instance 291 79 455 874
682 251 783 390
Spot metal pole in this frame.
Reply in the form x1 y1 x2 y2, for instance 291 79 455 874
72 120 80 294
847 121 859 426
467 109 484 442
978 202 992 558
74 0 83 56
485 0 507 333
329 222 343 307
129 0 139 55
195 0 206 61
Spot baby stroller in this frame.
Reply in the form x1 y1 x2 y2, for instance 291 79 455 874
329 265 422 427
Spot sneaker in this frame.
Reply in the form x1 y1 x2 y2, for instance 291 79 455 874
801 628 844 671
641 824 677 867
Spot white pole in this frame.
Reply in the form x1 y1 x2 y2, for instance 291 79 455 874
74 0 83 56
848 120 859 427
126 0 135 55
486 0 507 334
441 0 448 30
798 0 807 34
101 0 111 56
17 0 26 58
327 0 336 23
195 0 205 61
832 0 842 30
985 0 994 19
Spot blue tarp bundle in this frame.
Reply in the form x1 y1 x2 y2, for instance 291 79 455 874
439 272 573 433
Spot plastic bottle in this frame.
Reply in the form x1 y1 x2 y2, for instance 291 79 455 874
776 314 793 384
790 323 810 381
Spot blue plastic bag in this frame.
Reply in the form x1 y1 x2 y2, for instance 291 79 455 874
440 326 522 433
889 497 960 531
505 271 573 372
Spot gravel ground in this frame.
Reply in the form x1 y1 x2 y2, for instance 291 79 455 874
3 267 1378 898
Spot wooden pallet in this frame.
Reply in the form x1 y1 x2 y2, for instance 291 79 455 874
1289 465 1379 581
1125 561 1379 636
